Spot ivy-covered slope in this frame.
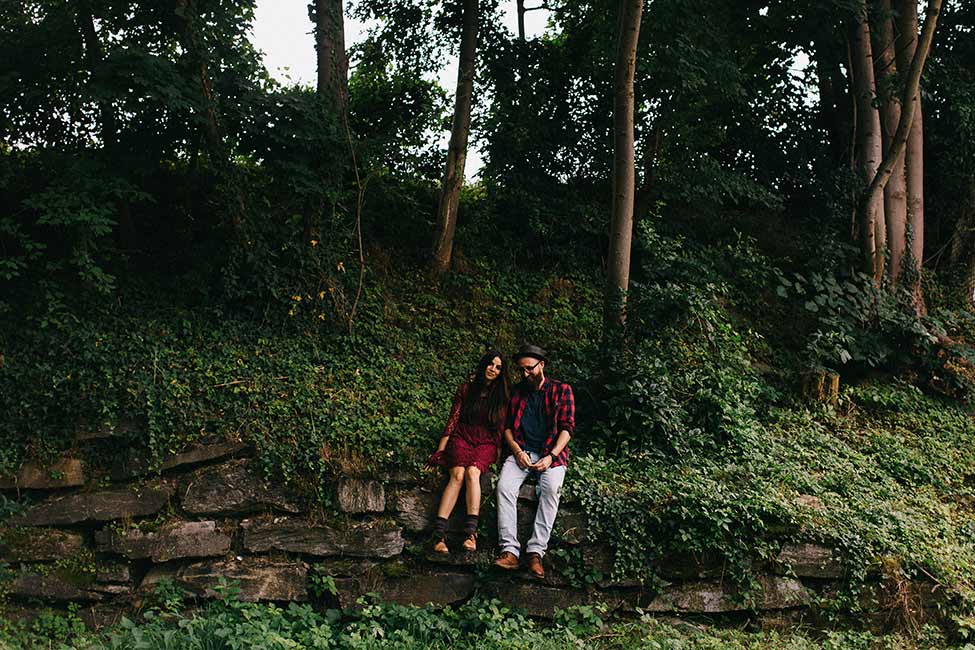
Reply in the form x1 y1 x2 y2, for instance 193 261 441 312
3 219 975 631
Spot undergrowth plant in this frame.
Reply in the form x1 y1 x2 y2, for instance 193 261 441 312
0 591 959 650
3 216 975 630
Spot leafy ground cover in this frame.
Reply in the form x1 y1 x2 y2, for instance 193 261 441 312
3 219 975 633
570 385 975 627
0 264 601 494
0 589 963 650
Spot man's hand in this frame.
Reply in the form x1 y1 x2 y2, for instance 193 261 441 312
532 454 553 472
515 450 533 469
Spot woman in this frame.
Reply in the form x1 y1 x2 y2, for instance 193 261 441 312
426 350 509 553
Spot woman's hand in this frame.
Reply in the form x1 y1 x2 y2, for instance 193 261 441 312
425 449 446 468
426 436 449 468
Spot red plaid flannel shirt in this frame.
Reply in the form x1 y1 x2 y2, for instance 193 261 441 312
505 378 575 468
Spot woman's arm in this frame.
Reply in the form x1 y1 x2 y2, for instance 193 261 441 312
427 385 465 468
440 382 467 440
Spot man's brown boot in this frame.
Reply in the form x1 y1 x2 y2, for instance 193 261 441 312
494 551 519 570
525 552 545 579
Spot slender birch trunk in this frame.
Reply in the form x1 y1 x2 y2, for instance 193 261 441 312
850 0 886 280
859 0 941 306
604 0 643 329
873 0 908 284
176 0 245 237
951 177 975 302
77 1 116 151
431 0 478 277
895 0 928 309
177 0 228 170
633 120 661 224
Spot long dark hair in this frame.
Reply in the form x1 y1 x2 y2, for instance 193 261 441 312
461 350 510 428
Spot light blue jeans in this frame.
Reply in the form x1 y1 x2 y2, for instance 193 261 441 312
496 451 566 558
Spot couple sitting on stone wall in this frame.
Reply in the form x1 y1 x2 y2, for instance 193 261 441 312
425 345 574 579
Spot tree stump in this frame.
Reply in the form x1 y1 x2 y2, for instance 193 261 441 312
801 370 840 406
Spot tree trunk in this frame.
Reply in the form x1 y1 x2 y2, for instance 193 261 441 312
849 1 885 281
801 370 841 407
77 1 116 150
604 0 643 329
633 119 661 224
176 0 244 236
858 0 941 305
77 0 137 251
873 0 908 284
431 0 478 277
312 0 348 119
895 0 928 311
517 0 526 41
177 0 227 168
813 36 851 168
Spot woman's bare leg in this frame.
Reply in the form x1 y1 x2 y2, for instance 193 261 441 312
437 466 466 519
464 466 482 515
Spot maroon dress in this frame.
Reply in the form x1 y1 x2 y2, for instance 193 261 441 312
441 382 502 473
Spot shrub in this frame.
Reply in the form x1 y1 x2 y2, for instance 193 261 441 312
594 219 771 456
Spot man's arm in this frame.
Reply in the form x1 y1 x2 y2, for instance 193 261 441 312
532 429 570 471
503 428 518 453
504 428 532 469
548 429 572 458
534 384 575 471
556 383 575 435
504 392 518 431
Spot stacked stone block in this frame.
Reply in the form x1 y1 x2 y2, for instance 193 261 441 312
0 437 909 629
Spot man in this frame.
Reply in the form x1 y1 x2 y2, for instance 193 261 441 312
494 344 575 578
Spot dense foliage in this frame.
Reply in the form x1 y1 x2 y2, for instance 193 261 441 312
4 213 975 633
2 0 975 640
0 262 601 493
0 586 962 649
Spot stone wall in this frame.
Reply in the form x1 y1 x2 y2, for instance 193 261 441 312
0 439 918 629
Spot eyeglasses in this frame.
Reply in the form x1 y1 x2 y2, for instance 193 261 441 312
519 359 542 375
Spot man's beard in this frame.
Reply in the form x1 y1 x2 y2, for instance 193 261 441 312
526 373 542 388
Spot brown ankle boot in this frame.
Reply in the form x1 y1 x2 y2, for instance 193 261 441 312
525 552 545 579
431 538 449 554
494 551 519 570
